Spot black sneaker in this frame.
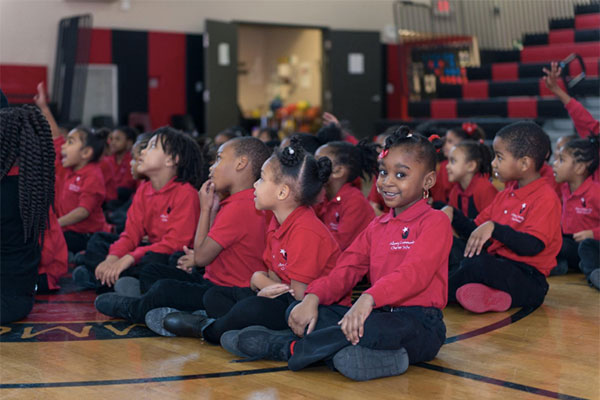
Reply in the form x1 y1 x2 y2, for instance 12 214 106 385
332 346 409 381
72 266 97 289
220 330 247 358
94 293 136 321
161 311 208 338
145 307 180 337
589 269 600 290
114 277 141 298
236 326 294 361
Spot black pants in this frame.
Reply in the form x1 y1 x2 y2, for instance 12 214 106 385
1 292 35 324
202 285 256 318
202 292 295 345
579 239 599 278
448 252 549 308
124 278 216 323
83 232 170 289
448 237 467 275
138 252 205 294
106 198 132 234
63 231 92 254
557 235 581 271
284 304 446 371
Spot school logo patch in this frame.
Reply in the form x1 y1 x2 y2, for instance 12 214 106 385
519 203 527 214
68 183 81 192
402 226 409 239
159 213 169 223
581 197 586 208
335 212 340 223
279 249 287 260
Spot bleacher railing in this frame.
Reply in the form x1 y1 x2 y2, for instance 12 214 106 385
394 0 588 49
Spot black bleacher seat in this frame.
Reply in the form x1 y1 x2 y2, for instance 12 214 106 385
550 18 575 30
523 33 548 46
479 49 520 64
575 29 600 42
457 98 507 118
575 2 600 15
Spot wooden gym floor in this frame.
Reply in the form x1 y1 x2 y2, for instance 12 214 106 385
0 274 598 400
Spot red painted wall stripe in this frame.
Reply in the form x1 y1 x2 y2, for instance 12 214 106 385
507 97 537 118
89 29 112 64
386 44 403 119
431 99 457 118
0 64 47 104
148 32 187 129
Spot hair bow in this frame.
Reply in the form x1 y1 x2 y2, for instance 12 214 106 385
378 148 389 160
462 122 478 135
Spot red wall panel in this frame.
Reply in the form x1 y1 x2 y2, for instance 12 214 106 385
148 32 186 129
89 29 112 64
0 64 47 104
386 44 403 119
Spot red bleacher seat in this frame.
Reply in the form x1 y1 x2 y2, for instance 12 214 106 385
491 63 518 81
549 29 575 44
538 78 567 97
462 81 489 99
575 13 600 30
521 43 600 63
507 97 538 118
431 99 457 118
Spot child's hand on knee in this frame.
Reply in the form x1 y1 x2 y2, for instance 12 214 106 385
338 293 374 345
574 230 594 242
176 246 195 273
95 255 119 281
288 294 319 337
464 221 494 258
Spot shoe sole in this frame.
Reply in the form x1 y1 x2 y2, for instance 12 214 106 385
333 346 409 381
456 283 512 313
145 307 180 337
220 330 249 358
237 325 295 361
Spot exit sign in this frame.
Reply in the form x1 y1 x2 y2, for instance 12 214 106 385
433 0 452 16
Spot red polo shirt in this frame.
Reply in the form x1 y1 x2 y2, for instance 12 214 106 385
475 178 562 276
106 152 136 190
264 206 340 286
559 177 600 239
315 183 374 250
39 208 68 290
203 188 268 287
109 178 200 263
448 174 498 219
99 156 118 201
57 163 107 234
307 200 452 309
431 160 452 203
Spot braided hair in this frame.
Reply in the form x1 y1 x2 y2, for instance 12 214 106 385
0 105 55 243
564 134 600 176
272 136 332 205
320 140 379 182
154 126 206 189
383 126 437 172
455 140 494 176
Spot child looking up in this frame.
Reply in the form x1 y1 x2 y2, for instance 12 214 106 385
77 127 204 289
226 127 452 382
314 140 378 250
94 137 272 321
57 127 108 254
552 136 600 283
146 138 340 346
445 122 562 313
446 140 497 219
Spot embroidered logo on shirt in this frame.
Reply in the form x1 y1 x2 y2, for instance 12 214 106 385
581 197 586 208
402 226 409 239
160 213 169 222
76 176 81 182
335 212 340 223
68 183 81 192
167 206 172 214
389 239 414 251
279 249 287 260
511 213 524 223
519 203 527 214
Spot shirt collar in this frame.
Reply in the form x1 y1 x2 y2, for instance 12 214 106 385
144 176 179 196
220 187 255 207
379 199 431 224
506 177 548 200
324 183 354 205
270 205 313 239
571 176 595 198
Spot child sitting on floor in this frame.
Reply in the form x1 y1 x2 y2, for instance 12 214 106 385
444 122 562 313
551 135 600 286
314 140 378 250
223 126 452 382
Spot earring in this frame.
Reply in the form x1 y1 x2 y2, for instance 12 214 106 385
423 189 430 199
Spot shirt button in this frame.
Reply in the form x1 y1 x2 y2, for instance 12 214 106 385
504 210 507 214
510 193 514 196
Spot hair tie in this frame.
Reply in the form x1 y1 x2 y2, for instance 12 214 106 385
479 139 484 144
378 148 389 160
462 122 477 136
287 147 295 155
428 134 441 142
